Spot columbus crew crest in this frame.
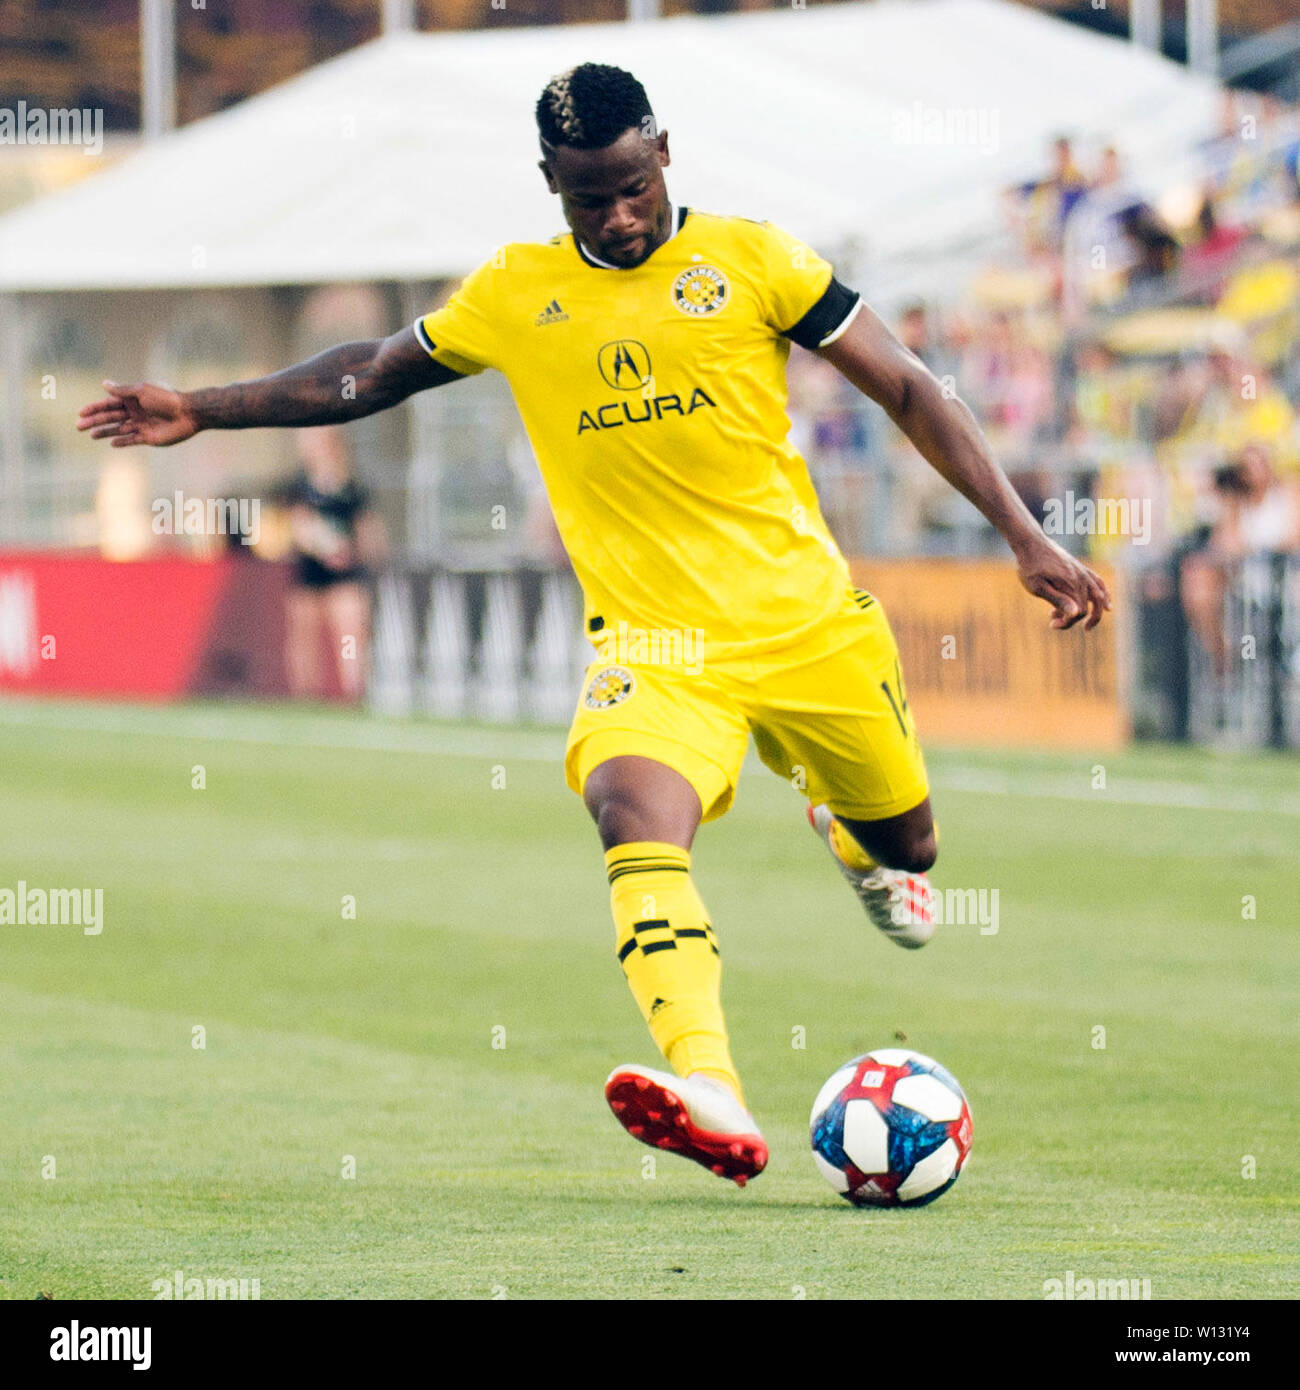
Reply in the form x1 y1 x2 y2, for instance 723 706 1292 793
672 265 728 316
584 666 635 709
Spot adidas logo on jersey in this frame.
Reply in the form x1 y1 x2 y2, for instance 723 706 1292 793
535 299 569 326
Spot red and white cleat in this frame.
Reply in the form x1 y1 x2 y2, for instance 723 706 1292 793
807 803 935 949
604 1064 768 1187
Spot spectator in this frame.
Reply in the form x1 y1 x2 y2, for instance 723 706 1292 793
1094 145 1124 192
1058 142 1145 317
1007 134 1091 257
1116 201 1180 291
1158 345 1298 471
1045 135 1092 239
1182 191 1249 298
1181 444 1300 673
1069 340 1130 446
896 299 960 389
961 311 1055 447
284 426 387 702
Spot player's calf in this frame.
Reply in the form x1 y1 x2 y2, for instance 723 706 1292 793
834 801 938 874
807 802 936 949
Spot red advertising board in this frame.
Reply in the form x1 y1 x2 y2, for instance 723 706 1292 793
0 552 296 699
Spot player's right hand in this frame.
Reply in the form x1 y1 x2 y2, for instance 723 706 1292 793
76 380 199 448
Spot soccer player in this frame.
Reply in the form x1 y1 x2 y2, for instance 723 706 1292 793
78 64 1109 1188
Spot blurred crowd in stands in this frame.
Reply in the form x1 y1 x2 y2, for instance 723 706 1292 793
785 90 1300 735
793 94 1300 635
792 91 1300 568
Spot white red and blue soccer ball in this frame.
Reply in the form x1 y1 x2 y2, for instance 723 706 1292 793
810 1049 973 1207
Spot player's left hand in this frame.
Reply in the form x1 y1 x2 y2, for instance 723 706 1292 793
1013 534 1111 631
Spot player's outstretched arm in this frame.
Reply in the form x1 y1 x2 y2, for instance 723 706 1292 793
819 304 1111 631
76 326 461 448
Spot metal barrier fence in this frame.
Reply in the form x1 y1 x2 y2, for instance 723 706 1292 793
367 565 594 724
371 556 1300 751
1187 552 1300 750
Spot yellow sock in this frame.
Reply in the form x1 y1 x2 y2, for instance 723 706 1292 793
828 816 878 872
605 842 743 1103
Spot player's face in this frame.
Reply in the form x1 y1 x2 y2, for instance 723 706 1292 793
540 127 671 269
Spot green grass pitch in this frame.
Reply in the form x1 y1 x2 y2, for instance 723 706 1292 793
0 697 1295 1299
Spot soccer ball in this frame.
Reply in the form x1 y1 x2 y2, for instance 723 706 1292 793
810 1049 973 1207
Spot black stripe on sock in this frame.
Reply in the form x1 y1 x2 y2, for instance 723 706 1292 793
607 863 689 884
606 850 692 861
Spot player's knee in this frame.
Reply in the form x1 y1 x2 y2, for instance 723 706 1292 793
583 757 702 851
592 791 652 847
585 784 668 850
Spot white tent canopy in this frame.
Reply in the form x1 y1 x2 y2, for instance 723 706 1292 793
0 0 1220 292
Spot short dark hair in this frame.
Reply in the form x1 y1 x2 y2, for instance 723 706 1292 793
536 63 654 151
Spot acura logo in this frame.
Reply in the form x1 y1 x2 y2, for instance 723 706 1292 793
597 340 652 391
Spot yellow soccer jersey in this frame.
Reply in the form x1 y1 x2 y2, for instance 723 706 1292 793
415 206 863 661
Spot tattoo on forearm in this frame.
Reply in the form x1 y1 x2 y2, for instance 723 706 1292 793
187 340 408 430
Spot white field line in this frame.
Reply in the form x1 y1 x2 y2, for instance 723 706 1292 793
1 698 1297 817
0 698 567 762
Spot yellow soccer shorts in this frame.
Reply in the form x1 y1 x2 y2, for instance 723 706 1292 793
564 587 929 824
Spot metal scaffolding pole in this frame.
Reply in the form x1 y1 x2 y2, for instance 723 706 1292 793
1130 0 1162 54
399 281 443 559
139 0 176 140
1187 0 1221 78
0 293 25 543
383 0 416 34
